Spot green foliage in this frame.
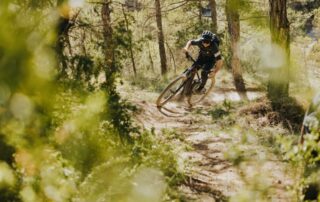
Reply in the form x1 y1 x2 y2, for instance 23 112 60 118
2 0 318 201
175 22 210 48
70 55 95 82
128 73 172 92
0 135 16 165
0 1 184 201
208 100 233 119
51 86 183 201
132 130 184 182
237 0 269 28
278 130 320 201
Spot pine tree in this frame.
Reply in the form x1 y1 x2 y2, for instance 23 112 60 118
268 0 290 101
155 0 167 75
226 0 247 96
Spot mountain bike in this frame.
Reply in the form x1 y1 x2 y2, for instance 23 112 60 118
156 53 215 110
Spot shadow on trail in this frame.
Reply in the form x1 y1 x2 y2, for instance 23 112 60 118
270 97 305 133
183 176 229 202
239 96 305 133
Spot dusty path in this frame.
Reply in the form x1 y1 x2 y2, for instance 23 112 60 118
119 82 296 202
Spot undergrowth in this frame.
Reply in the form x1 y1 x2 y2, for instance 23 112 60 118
0 83 185 201
54 87 186 201
127 73 177 93
217 96 318 201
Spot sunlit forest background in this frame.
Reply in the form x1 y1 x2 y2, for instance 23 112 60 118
1 0 320 201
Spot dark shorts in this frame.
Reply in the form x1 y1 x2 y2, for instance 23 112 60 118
195 57 215 72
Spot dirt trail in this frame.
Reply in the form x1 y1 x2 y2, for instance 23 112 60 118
120 83 295 202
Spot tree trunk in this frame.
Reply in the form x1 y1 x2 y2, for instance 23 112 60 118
101 1 132 142
209 0 218 33
155 0 167 75
268 0 290 100
148 43 155 73
81 30 87 56
165 41 177 73
101 0 116 84
121 5 137 76
198 0 202 24
226 0 247 96
56 13 72 78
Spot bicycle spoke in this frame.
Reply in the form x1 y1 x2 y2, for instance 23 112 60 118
156 76 186 107
188 77 215 106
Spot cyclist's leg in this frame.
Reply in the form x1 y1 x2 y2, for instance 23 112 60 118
183 73 196 96
197 60 215 91
182 59 202 96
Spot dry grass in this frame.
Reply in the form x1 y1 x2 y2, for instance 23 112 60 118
238 96 305 132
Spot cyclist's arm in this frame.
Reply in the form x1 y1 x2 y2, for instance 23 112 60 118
213 59 223 74
183 40 192 53
183 39 201 53
212 51 223 74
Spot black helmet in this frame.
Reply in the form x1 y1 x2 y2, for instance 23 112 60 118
201 30 214 42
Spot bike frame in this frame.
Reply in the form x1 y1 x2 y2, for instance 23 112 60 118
156 52 215 113
182 53 202 96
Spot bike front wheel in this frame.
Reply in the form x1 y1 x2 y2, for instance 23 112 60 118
187 77 215 106
156 75 186 107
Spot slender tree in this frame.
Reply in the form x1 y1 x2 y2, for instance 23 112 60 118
101 1 133 141
155 0 167 75
56 5 74 78
101 0 116 81
148 43 155 73
198 0 202 24
121 5 137 76
56 14 70 78
226 0 247 96
209 0 218 33
268 0 290 100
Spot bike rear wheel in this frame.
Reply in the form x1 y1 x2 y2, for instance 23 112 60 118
156 75 186 107
187 77 215 106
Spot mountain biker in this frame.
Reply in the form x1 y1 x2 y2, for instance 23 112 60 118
183 30 223 93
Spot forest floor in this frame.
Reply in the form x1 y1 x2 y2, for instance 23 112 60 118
119 71 299 202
